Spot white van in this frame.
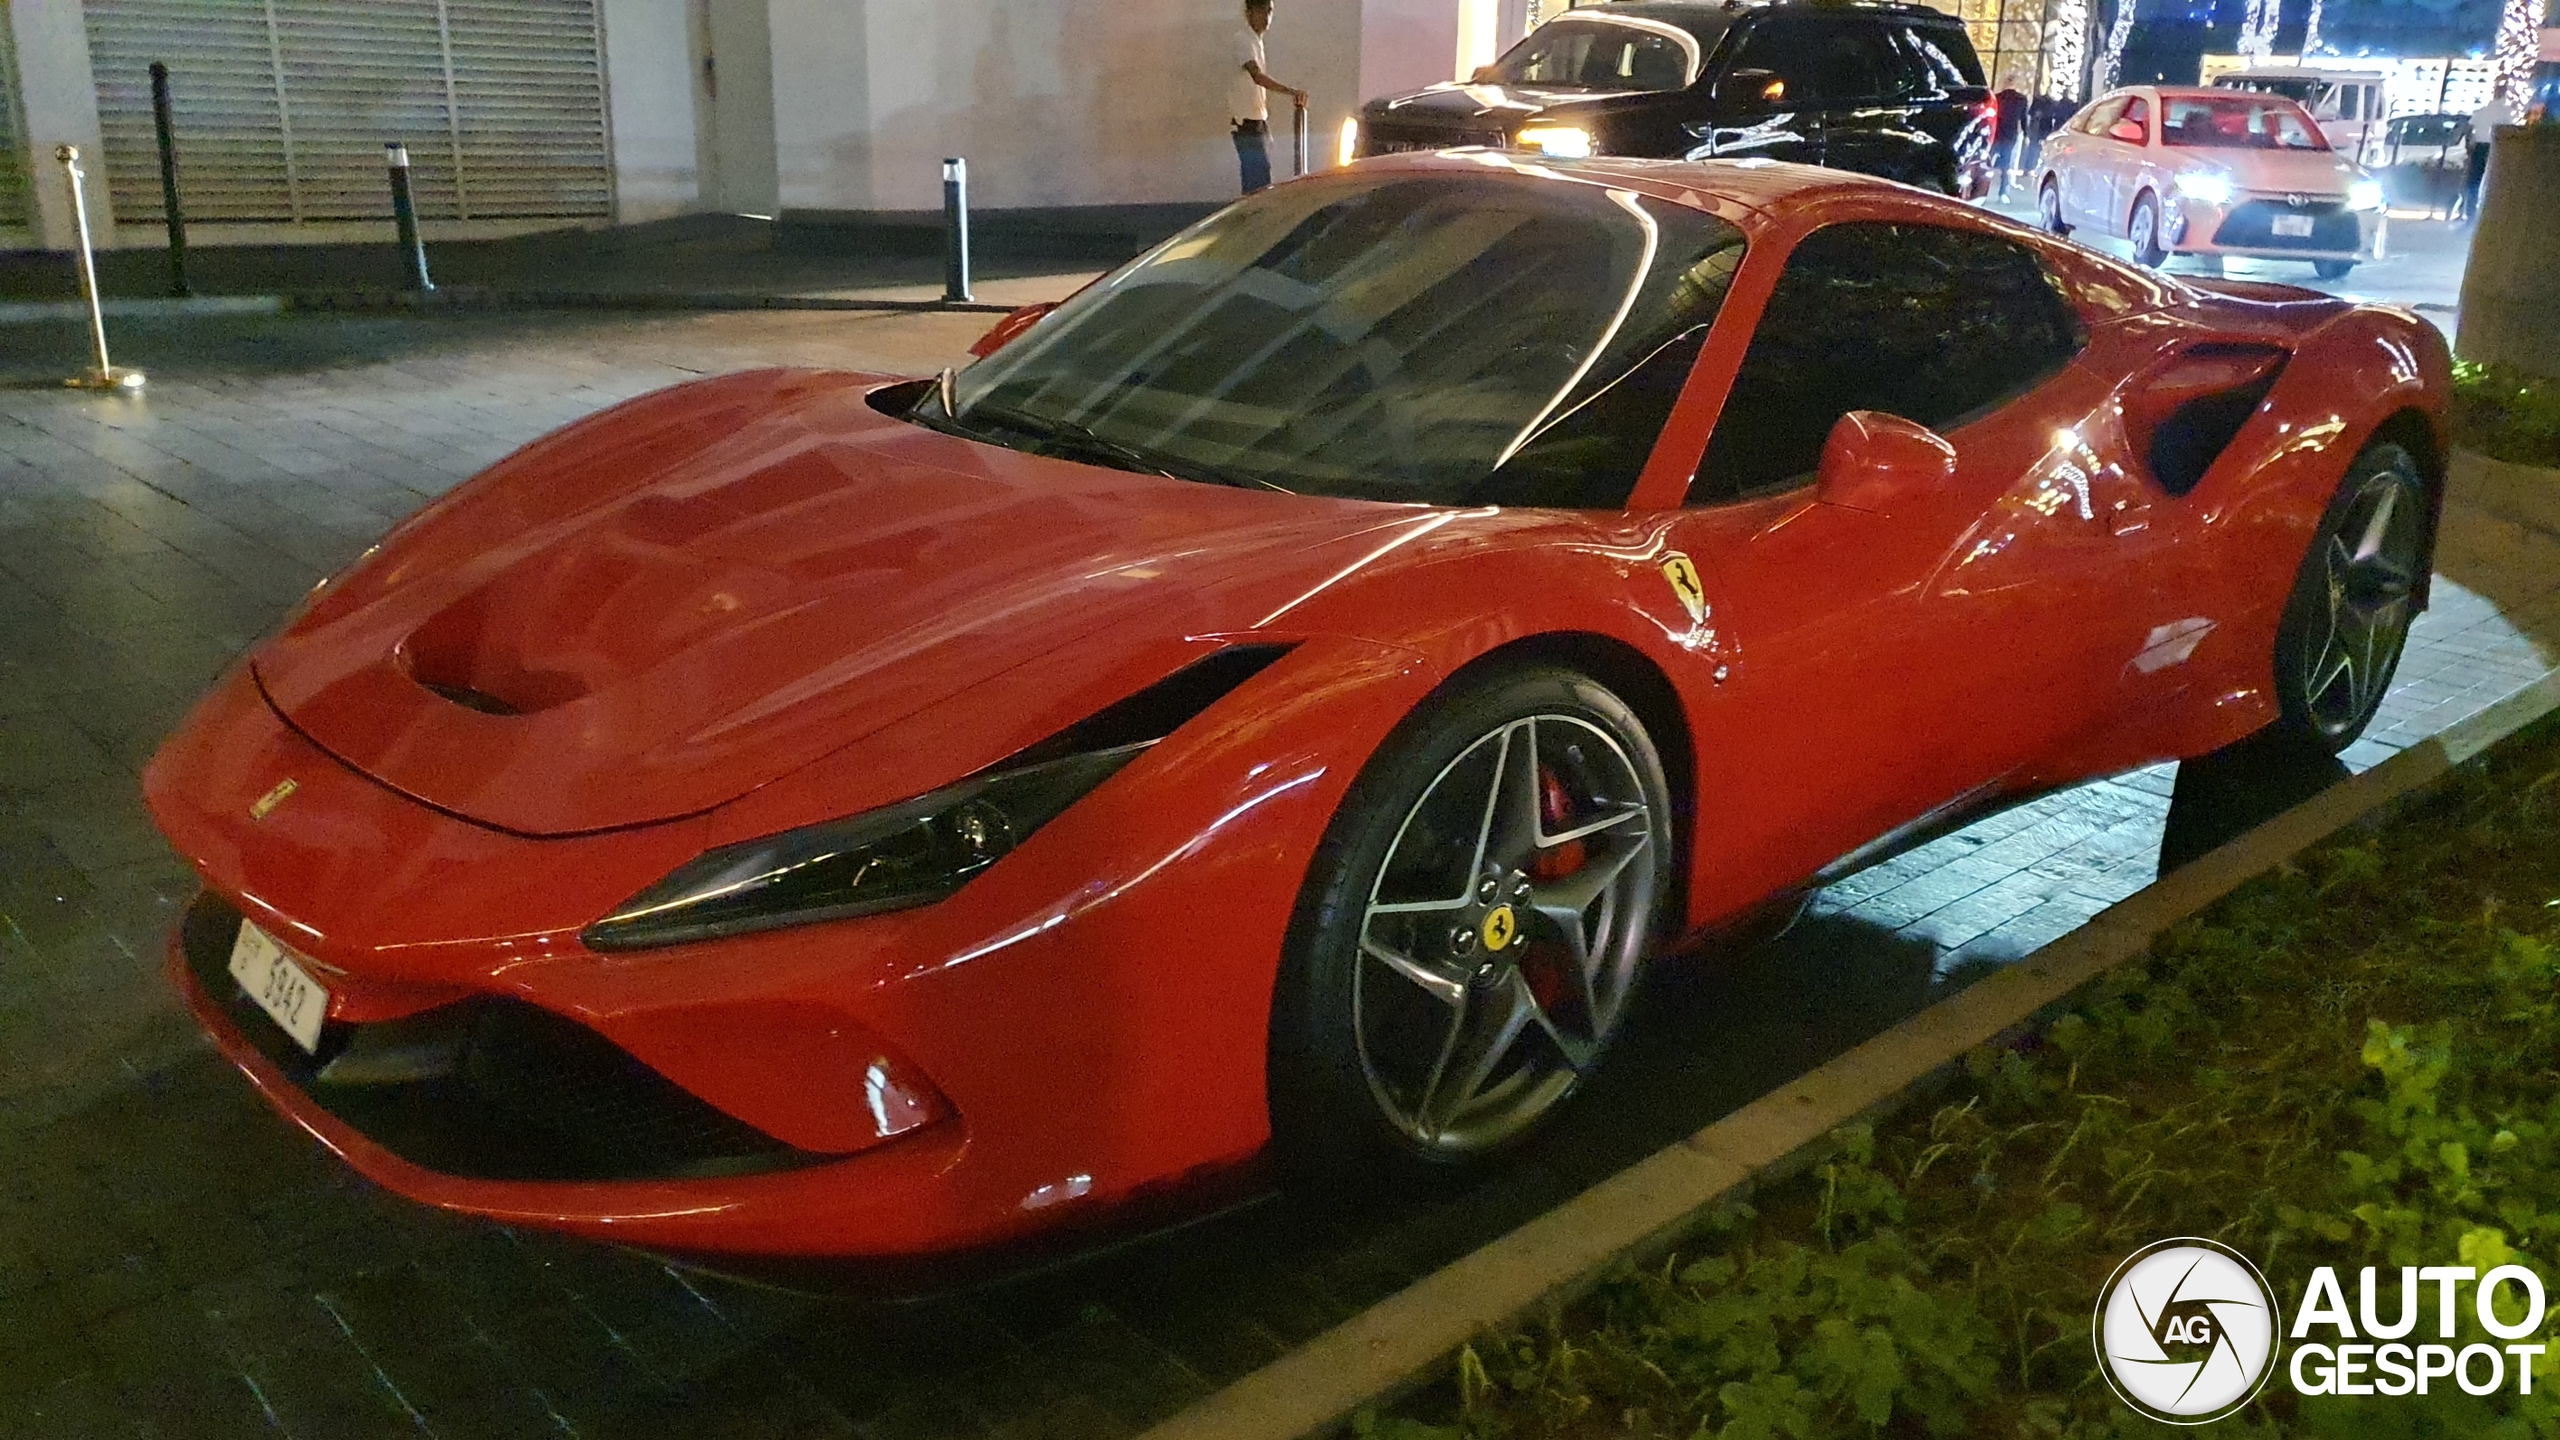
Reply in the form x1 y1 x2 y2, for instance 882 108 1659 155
2211 68 2388 163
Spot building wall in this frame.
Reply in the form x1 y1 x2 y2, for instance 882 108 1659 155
759 0 1485 215
9 0 114 250
602 0 705 221
0 0 1501 245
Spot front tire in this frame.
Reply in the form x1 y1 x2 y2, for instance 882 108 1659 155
2270 442 2430 752
1268 666 1674 1180
2130 192 2168 267
2039 177 2071 236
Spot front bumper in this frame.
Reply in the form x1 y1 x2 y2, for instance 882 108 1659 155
2165 193 2384 261
146 638 1430 1259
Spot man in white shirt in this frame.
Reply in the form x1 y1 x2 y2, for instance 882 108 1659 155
2457 91 2514 222
1232 0 1309 195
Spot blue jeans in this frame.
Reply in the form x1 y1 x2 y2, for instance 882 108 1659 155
1234 123 1272 194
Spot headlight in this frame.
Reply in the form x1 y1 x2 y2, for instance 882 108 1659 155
2348 179 2385 211
582 743 1149 952
1339 118 1360 167
1516 125 1594 159
2172 172 2233 205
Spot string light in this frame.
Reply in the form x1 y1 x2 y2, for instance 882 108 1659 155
2490 0 2537 101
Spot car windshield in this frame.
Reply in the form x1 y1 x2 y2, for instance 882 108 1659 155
1488 16 1702 91
2164 95 2327 149
929 170 1747 508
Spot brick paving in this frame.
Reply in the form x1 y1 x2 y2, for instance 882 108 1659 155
0 305 2554 1439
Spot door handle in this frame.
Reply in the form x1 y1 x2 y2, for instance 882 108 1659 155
2109 498 2151 537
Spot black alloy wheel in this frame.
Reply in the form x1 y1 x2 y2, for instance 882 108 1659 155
2271 441 2431 751
1267 666 1674 1179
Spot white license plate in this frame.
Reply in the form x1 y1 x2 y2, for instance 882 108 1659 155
228 921 331 1053
2272 214 2316 237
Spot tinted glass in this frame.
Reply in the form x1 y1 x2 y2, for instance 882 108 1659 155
2120 96 2151 139
1726 19 1827 104
1695 223 2085 501
1493 16 1701 91
1906 23 1986 86
1897 25 1982 92
2163 95 2326 149
942 172 1746 508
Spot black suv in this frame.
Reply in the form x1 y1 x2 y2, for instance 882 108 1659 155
1353 1 1995 196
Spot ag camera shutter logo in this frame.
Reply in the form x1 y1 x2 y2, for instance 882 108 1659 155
2093 1238 2280 1423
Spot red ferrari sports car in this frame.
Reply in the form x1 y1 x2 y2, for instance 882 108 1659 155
146 154 2447 1265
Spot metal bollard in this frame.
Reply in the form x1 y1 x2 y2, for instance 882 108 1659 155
384 143 434 293
55 146 145 392
1295 100 1310 178
150 63 190 297
942 158 973 303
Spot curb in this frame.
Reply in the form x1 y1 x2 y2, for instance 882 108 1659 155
1142 668 2560 1440
280 287 1020 316
0 294 284 324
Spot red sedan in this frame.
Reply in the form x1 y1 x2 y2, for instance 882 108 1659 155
146 155 2447 1265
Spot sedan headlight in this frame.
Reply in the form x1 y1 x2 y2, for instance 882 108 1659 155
2172 172 2234 205
583 743 1149 952
2347 178 2385 211
1517 125 1594 159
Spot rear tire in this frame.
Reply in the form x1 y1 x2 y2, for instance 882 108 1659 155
2269 442 2430 752
2039 177 2070 236
1267 665 1674 1182
2314 258 2356 280
2129 192 2168 267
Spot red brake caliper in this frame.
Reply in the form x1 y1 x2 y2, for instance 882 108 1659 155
1521 765 1584 1015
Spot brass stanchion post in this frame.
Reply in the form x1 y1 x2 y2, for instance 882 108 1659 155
57 145 146 392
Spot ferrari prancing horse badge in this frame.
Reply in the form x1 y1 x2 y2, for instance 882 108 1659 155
1660 553 1707 625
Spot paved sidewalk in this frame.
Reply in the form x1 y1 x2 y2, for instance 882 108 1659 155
0 308 2552 1439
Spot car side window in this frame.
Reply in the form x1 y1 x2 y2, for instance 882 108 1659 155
1803 22 1901 105
2118 96 2151 140
1693 223 2087 503
2076 97 2128 135
1894 26 1965 95
1724 19 1826 106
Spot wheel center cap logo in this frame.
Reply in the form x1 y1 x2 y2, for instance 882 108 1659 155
2094 1238 2280 1423
1480 905 1518 952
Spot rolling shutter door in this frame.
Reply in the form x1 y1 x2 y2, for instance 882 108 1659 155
0 18 28 232
87 0 608 226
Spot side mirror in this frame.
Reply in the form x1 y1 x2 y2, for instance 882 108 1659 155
1715 67 1785 107
2108 118 2146 143
969 301 1057 359
1814 411 1956 516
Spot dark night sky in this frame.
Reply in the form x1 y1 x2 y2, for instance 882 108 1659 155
2112 0 2505 86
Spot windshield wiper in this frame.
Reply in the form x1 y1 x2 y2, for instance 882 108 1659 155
961 401 1293 494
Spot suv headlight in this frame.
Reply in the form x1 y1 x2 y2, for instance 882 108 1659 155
583 743 1149 952
2347 179 2385 211
2173 172 2233 205
1517 125 1594 159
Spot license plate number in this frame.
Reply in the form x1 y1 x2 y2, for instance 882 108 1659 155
2272 214 2316 236
228 921 330 1053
